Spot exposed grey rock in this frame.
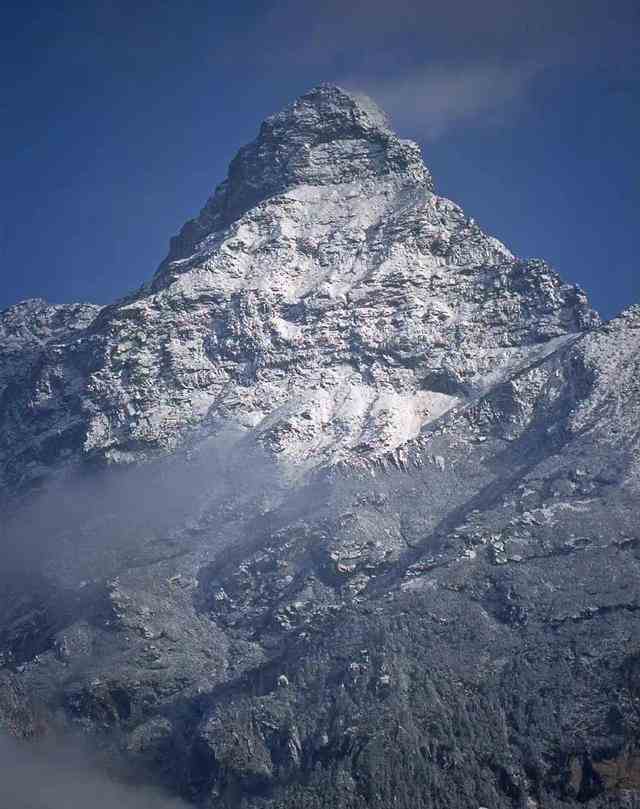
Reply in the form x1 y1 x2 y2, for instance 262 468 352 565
0 86 638 809
0 298 101 489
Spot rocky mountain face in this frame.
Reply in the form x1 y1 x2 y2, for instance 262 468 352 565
1 85 639 809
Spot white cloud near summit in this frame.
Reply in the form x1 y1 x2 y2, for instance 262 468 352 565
230 0 638 140
344 62 542 140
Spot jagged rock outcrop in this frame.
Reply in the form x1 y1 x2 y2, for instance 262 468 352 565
0 299 101 489
0 86 638 809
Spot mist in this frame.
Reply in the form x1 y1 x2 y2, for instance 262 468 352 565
0 428 287 587
0 429 296 804
0 734 189 809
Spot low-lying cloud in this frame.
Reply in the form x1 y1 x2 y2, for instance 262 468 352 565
0 430 291 804
0 734 188 809
1 428 285 586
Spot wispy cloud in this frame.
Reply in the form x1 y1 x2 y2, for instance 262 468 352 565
221 0 638 140
344 62 542 140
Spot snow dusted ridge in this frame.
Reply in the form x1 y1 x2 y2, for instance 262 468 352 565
0 85 607 487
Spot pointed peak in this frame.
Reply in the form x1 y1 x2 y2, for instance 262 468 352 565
261 84 394 141
228 82 431 195
160 84 433 267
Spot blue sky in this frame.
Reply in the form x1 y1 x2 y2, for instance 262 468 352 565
2 1 638 319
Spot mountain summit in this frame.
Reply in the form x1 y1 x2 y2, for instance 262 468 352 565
163 85 430 263
1 88 639 809
0 86 597 487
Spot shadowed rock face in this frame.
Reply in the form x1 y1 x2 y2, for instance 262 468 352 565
1 87 639 809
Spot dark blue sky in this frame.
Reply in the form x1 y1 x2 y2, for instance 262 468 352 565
2 1 639 319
